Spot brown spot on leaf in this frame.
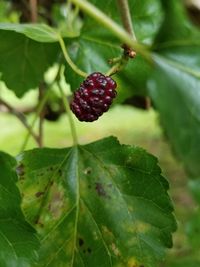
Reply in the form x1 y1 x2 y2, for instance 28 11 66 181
16 163 25 176
95 182 110 199
48 191 65 219
35 191 44 198
83 167 92 175
79 238 84 247
35 219 44 227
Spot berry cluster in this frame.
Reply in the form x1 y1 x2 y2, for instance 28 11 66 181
70 72 117 122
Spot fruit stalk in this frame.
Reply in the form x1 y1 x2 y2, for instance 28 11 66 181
58 35 88 78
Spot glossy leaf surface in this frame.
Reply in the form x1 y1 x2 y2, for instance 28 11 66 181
17 137 176 267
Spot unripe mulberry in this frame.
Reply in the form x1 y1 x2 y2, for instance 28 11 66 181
70 72 117 122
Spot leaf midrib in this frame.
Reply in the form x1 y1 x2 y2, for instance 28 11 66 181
80 146 144 263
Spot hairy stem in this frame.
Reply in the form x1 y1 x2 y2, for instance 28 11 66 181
70 0 149 59
117 0 136 40
0 99 39 145
58 81 78 146
58 35 88 78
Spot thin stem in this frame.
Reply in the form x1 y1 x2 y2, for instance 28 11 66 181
106 61 124 76
117 0 136 40
70 0 150 59
20 88 50 151
38 82 46 147
58 34 88 78
0 99 39 145
57 81 78 146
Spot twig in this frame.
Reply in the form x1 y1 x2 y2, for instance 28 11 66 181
29 0 45 147
38 82 46 147
29 0 38 22
106 0 137 76
117 0 136 40
0 99 39 145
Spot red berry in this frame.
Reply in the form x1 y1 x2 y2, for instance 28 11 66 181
70 72 117 122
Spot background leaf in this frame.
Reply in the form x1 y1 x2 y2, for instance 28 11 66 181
148 0 200 178
0 23 59 42
0 24 60 97
17 137 176 267
0 151 39 267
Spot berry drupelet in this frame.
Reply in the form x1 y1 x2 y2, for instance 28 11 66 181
70 72 117 122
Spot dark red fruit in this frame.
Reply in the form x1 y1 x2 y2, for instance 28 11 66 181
70 72 117 122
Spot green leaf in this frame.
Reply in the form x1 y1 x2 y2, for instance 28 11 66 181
65 0 161 98
148 0 200 178
0 151 39 267
0 23 59 42
17 137 176 267
0 23 60 97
